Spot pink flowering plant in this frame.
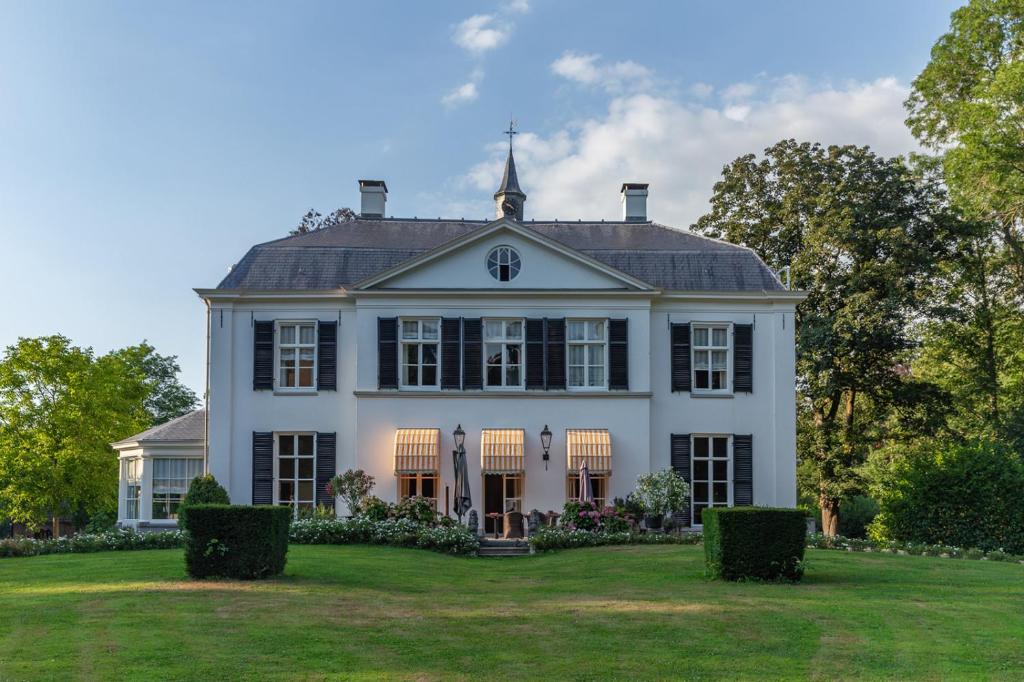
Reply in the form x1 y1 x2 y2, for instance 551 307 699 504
559 501 632 533
327 469 375 515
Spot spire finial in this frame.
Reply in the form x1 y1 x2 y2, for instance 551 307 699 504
503 118 518 151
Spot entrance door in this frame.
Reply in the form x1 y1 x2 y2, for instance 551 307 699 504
483 474 523 535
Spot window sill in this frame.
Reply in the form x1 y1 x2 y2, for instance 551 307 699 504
273 390 319 397
690 392 735 399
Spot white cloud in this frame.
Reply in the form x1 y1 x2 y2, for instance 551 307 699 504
457 75 919 227
453 14 510 54
722 82 757 100
507 0 530 13
690 82 714 99
442 69 484 108
551 51 653 94
442 82 479 108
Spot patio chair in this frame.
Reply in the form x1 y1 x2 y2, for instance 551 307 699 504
503 511 525 540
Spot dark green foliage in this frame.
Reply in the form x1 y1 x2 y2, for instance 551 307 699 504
83 510 117 534
869 439 1024 553
703 508 807 581
184 505 290 580
837 496 879 539
177 474 230 531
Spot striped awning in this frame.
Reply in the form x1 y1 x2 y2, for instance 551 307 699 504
567 429 612 474
481 429 525 474
394 428 440 474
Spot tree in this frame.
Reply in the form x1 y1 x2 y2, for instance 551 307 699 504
289 207 356 236
912 233 1024 450
906 0 1024 286
108 343 198 425
693 140 958 535
0 336 150 531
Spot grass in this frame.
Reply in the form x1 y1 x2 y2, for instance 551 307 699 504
1 545 1022 681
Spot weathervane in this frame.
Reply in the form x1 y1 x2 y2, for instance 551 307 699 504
503 118 518 151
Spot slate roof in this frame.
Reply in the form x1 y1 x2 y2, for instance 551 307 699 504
216 218 784 292
112 409 206 447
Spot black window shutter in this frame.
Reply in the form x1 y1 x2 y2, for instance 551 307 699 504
462 319 483 390
545 318 566 390
734 324 753 393
377 317 398 389
252 431 274 505
670 323 691 392
733 434 753 506
525 318 546 390
670 434 692 527
253 321 274 390
316 432 337 509
608 319 629 390
441 318 462 390
317 321 337 391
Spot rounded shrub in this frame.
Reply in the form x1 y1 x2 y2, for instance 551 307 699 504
177 474 230 531
869 439 1024 553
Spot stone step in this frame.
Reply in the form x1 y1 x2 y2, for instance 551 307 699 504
478 546 531 557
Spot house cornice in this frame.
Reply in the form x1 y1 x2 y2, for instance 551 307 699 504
657 290 808 303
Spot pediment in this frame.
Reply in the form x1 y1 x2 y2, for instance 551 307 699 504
354 219 653 291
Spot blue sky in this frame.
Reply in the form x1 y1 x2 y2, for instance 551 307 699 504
0 1 962 394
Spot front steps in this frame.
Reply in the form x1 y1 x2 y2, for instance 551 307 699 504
477 538 532 557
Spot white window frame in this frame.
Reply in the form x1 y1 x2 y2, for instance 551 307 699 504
486 245 522 282
483 318 525 389
691 322 733 395
399 318 441 389
690 434 733 528
122 457 141 521
151 457 204 520
566 319 609 391
273 432 317 519
275 320 318 392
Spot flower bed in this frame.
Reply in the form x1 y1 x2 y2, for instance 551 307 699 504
289 517 479 556
529 527 701 552
0 529 185 558
807 533 1024 563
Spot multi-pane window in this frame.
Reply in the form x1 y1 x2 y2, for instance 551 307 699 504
399 473 439 509
484 319 524 388
567 320 607 388
567 475 609 509
276 433 316 517
486 246 521 282
693 325 730 391
692 435 731 525
152 458 204 520
400 319 440 387
278 322 316 389
122 458 141 520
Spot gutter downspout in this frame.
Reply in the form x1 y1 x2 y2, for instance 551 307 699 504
204 298 211 473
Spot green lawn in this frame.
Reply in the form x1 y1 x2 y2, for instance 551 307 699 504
1 545 1022 681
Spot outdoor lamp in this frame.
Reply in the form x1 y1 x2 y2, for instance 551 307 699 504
453 424 466 451
540 424 552 470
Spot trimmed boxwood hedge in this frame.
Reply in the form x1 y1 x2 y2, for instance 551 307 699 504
703 507 806 581
185 505 290 580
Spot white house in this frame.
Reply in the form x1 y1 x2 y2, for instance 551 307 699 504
120 146 804 532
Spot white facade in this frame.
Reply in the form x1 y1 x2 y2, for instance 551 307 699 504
197 217 802 527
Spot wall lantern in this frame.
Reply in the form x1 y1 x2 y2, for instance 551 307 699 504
540 424 552 470
453 424 466 451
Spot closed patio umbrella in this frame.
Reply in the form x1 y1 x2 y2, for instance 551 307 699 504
578 460 595 505
453 447 472 522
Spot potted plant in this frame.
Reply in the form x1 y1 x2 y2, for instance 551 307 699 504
634 470 690 531
327 469 375 517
